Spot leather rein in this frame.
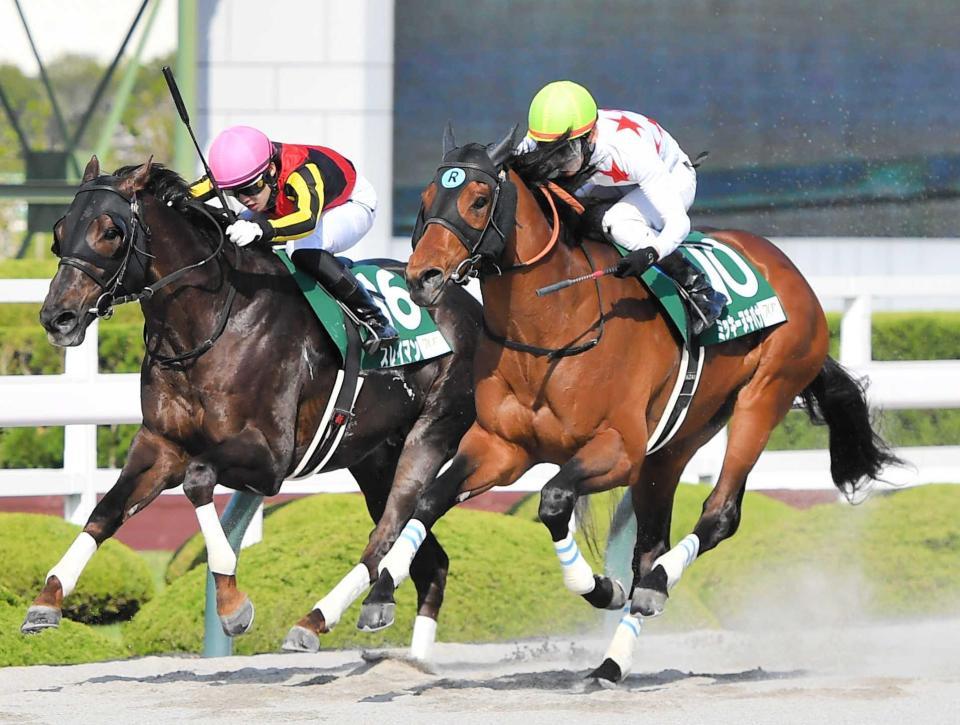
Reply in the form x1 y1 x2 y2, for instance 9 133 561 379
482 181 607 359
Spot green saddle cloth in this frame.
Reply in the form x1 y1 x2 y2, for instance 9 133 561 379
617 231 787 346
274 250 452 370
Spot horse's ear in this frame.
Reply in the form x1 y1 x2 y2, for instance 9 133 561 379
82 155 100 183
488 124 521 167
121 156 154 194
442 121 456 158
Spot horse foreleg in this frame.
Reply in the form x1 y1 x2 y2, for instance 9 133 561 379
357 427 531 633
22 429 187 634
182 430 282 637
539 429 635 610
591 456 682 683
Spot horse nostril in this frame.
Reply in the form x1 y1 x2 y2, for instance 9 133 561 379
419 268 444 290
52 310 78 333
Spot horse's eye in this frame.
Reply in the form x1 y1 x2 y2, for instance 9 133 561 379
472 197 489 211
103 228 121 240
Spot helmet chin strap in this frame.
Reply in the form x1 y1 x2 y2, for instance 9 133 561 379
263 160 280 211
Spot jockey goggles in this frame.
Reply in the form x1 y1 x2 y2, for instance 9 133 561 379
231 173 267 197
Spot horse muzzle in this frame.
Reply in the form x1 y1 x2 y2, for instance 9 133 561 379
39 304 90 347
407 266 447 307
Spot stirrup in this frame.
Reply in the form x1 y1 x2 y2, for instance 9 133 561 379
359 320 399 355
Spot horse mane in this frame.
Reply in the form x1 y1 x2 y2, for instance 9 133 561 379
112 163 223 234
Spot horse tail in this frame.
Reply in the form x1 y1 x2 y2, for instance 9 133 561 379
573 495 603 560
797 356 904 497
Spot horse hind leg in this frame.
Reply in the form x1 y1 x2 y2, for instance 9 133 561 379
632 376 798 619
407 532 448 662
184 431 282 637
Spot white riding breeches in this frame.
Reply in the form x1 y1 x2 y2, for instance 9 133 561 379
600 162 696 259
285 174 378 256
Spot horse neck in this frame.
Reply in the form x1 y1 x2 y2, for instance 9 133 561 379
480 174 597 340
138 197 235 348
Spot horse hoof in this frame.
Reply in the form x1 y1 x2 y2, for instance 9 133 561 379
587 658 623 685
219 596 255 636
281 625 320 653
607 579 628 610
631 587 667 617
357 601 396 632
21 605 61 634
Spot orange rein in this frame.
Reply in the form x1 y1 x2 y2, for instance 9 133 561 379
514 181 585 267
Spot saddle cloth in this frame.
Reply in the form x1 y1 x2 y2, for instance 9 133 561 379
616 231 787 345
274 250 452 370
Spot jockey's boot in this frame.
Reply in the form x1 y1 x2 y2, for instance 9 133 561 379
658 251 726 337
290 249 399 354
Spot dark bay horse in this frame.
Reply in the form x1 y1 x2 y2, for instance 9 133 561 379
24 157 481 660
355 129 901 681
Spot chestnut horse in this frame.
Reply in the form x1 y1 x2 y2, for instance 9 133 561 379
355 128 900 681
24 157 481 661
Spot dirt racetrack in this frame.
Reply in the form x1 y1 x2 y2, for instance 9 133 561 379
0 618 956 724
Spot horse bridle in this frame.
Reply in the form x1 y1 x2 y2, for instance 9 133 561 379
411 148 518 283
53 179 237 365
413 148 606 359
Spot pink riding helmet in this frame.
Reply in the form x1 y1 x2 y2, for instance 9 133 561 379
208 125 274 188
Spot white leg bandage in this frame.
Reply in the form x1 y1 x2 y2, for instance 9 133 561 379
377 519 427 587
195 502 237 575
602 608 643 676
313 563 371 629
410 615 438 662
47 532 98 598
553 532 596 595
652 533 700 590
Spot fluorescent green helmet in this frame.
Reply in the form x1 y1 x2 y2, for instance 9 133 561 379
527 80 598 143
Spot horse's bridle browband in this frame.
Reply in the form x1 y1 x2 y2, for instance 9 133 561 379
54 181 237 366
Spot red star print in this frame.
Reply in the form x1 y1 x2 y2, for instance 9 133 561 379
615 114 643 136
600 160 630 183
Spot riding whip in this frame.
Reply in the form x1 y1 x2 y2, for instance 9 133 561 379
536 265 618 297
161 65 235 221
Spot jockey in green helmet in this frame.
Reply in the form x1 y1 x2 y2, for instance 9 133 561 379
519 80 725 336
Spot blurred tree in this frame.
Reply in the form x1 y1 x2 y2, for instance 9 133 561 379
0 54 175 256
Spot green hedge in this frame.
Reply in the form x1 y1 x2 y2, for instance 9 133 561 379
0 513 155 624
126 494 603 656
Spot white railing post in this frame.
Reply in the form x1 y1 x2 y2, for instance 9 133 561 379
62 321 100 525
840 293 872 366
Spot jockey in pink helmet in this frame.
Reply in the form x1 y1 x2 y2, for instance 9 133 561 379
190 125 397 352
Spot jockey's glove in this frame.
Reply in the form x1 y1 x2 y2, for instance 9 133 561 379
613 246 658 278
226 218 274 246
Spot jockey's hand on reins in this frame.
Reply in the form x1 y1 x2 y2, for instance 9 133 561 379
613 246 658 278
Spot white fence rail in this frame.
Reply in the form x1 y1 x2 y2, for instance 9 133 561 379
2 272 959 526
